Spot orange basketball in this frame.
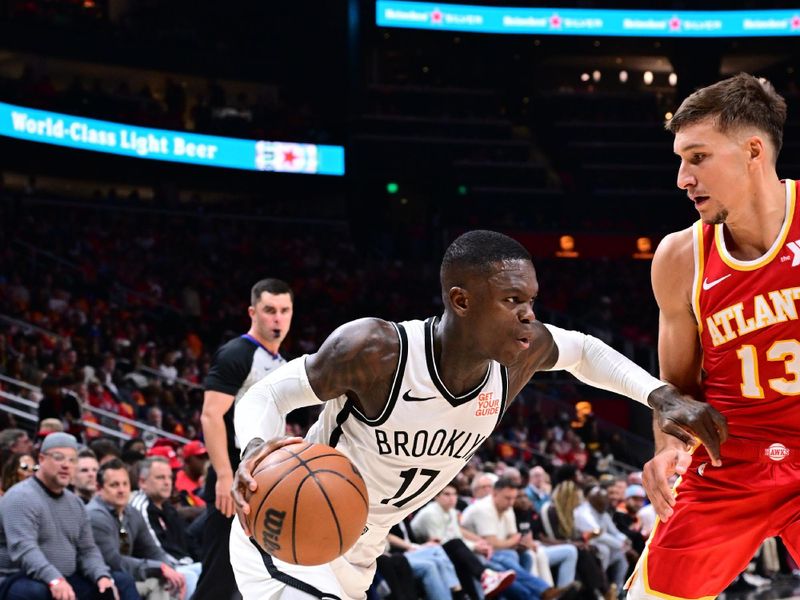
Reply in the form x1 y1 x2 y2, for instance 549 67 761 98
247 441 369 565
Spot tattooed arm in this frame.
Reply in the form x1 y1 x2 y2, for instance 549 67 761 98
305 318 400 418
232 318 399 532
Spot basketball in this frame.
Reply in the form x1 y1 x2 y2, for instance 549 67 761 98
247 441 369 565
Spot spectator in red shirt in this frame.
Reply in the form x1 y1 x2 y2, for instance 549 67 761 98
175 441 208 509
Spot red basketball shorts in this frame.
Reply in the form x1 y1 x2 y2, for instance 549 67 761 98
627 437 800 599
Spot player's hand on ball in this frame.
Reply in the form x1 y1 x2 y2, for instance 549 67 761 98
231 436 304 536
648 384 728 466
642 445 692 523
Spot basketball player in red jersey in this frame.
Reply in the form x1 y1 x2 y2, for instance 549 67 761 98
628 73 800 598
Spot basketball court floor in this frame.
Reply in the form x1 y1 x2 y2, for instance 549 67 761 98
719 577 800 600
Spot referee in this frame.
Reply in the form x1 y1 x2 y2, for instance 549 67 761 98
196 278 294 599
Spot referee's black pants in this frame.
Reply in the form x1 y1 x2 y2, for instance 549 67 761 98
194 504 242 600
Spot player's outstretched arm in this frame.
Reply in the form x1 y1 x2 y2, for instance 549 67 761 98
514 254 726 463
524 321 727 458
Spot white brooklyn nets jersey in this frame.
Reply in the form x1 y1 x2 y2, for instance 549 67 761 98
305 316 509 540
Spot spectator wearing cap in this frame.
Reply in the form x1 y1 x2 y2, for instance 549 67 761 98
0 433 139 600
174 441 207 509
35 421 65 461
612 485 647 555
130 457 202 599
147 445 182 471
87 458 186 600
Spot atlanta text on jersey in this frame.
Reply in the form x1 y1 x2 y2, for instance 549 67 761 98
704 286 800 347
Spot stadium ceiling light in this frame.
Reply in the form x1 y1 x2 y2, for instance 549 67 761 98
619 70 628 83
580 72 591 82
668 73 678 86
643 70 654 85
592 70 601 82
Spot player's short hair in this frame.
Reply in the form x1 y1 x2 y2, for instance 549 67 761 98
251 278 294 306
666 73 787 158
440 230 531 286
97 458 128 487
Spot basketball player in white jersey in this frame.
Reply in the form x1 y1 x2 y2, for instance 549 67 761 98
229 230 727 600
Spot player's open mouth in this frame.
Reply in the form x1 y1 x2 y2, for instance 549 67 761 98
692 195 709 206
517 337 530 349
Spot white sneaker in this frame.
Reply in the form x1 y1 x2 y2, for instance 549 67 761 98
741 573 771 588
481 569 516 598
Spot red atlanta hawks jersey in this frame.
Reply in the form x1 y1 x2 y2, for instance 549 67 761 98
692 179 800 442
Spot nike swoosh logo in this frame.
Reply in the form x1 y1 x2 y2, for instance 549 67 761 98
403 390 436 402
702 274 732 290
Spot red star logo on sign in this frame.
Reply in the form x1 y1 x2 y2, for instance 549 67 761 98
283 150 297 165
431 9 442 24
669 17 681 31
550 14 561 28
792 15 800 29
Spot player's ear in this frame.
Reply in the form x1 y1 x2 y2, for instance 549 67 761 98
247 305 256 318
746 136 764 163
448 286 469 316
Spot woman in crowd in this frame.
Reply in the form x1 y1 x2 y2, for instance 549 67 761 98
540 480 610 600
1 452 38 495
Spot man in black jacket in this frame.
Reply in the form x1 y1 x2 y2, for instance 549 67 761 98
130 457 202 598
